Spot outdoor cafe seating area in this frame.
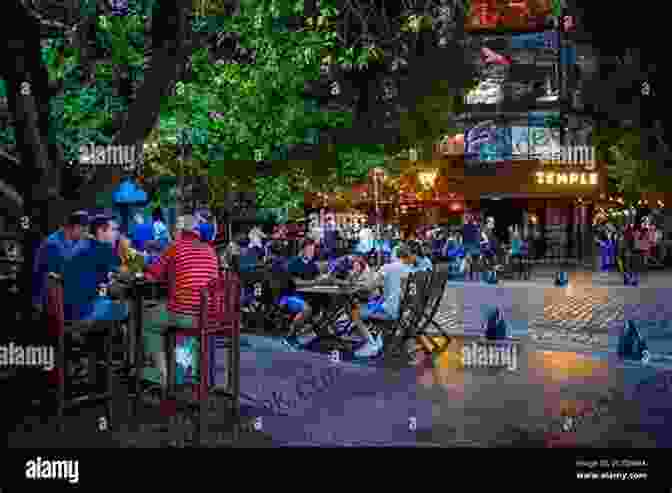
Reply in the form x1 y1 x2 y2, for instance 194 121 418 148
3 218 459 446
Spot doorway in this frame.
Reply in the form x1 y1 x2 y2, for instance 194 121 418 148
480 198 525 244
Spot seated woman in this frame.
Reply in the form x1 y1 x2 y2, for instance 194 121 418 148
349 255 384 306
348 255 377 284
117 234 145 275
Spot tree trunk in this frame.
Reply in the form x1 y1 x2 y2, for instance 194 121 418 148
0 1 204 233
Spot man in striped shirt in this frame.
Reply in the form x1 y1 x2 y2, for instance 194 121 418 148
142 214 220 387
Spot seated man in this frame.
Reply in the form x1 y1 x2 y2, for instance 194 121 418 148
142 214 220 387
55 214 127 322
350 244 417 358
33 210 90 310
328 254 354 279
41 213 127 379
281 239 323 348
409 241 433 272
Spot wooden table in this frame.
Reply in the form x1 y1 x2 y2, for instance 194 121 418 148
113 275 168 415
295 282 369 347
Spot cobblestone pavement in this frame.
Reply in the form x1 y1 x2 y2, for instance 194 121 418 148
429 267 672 352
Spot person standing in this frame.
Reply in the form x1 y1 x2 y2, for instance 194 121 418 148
655 226 665 264
131 212 153 252
152 208 171 250
509 225 524 279
462 214 481 281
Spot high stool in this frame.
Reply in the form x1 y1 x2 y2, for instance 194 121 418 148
45 273 119 433
160 273 241 446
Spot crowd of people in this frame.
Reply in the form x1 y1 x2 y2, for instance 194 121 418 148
29 203 667 386
594 215 666 274
31 208 221 385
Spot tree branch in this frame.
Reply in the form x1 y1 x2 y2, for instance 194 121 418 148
0 148 20 165
0 177 23 218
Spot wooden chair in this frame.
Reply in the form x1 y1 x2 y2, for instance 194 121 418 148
45 272 119 433
369 272 431 363
161 272 242 446
415 267 451 356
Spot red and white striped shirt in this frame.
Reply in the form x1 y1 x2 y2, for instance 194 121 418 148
145 231 220 316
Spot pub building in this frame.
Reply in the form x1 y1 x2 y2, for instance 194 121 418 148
391 134 607 264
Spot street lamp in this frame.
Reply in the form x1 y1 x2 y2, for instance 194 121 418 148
418 170 438 189
368 167 387 267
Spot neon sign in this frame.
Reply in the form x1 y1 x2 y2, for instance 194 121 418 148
535 172 598 185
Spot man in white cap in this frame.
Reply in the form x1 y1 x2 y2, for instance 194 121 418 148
142 214 220 387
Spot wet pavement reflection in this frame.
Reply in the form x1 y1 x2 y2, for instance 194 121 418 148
416 335 665 447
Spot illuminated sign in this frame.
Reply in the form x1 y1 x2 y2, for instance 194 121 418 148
512 126 560 159
535 171 598 186
466 79 504 104
509 31 558 50
466 0 555 32
436 134 465 155
465 123 512 163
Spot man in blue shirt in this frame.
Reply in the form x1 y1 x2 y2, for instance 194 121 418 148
131 212 153 252
281 239 322 349
60 214 128 321
350 243 416 358
33 210 90 309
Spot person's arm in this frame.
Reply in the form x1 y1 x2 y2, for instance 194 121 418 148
144 243 177 281
101 242 122 275
45 242 65 277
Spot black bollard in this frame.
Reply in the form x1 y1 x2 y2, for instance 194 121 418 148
482 270 498 284
483 306 509 340
617 320 649 362
554 271 568 287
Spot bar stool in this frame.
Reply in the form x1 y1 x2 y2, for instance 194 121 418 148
160 272 242 446
45 273 119 433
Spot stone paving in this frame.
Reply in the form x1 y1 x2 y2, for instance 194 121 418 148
7 267 671 448
429 267 672 353
415 339 663 448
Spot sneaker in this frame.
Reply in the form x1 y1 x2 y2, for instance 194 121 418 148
333 318 352 337
354 334 382 358
282 332 318 351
